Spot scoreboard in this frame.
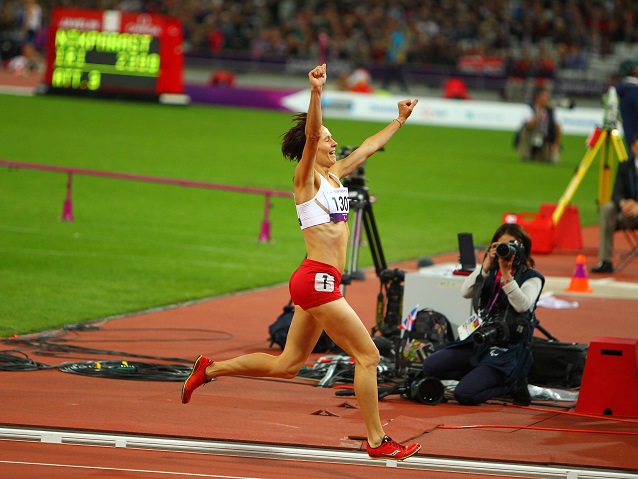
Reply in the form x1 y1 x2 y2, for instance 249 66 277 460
45 8 184 97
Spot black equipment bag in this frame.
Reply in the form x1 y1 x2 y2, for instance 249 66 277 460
528 337 588 388
398 308 454 372
268 300 335 353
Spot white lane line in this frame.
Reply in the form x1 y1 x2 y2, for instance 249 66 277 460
1 426 637 479
0 459 264 479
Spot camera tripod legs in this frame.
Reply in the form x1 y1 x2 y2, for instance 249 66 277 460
344 200 366 283
341 189 388 297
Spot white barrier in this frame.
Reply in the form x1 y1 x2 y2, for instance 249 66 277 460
281 90 606 136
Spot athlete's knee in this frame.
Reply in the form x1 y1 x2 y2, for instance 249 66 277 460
354 347 380 370
273 356 305 379
279 364 302 379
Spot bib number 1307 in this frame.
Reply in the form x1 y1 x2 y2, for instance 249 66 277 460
326 188 349 214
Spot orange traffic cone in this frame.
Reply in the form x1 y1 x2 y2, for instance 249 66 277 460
565 254 593 293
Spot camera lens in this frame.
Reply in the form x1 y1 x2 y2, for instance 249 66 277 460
495 242 515 259
411 377 445 405
474 325 498 346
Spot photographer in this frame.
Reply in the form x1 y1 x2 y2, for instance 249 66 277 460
515 87 562 164
421 224 544 406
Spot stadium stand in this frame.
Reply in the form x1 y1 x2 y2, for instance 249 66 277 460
1 0 637 100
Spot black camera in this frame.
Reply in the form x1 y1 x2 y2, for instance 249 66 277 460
340 145 385 188
380 268 405 283
337 145 358 160
377 268 405 337
495 240 525 268
409 375 445 405
474 311 530 346
397 369 445 405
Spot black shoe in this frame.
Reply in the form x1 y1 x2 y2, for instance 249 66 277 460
512 379 531 406
591 261 613 274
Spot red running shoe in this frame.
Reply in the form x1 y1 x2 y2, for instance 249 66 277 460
181 355 214 404
366 436 421 461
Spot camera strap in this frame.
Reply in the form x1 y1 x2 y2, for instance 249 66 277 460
485 272 504 315
471 272 482 315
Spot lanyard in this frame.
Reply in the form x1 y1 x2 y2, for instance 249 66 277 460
485 271 503 315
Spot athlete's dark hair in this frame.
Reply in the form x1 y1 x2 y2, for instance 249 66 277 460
281 112 307 162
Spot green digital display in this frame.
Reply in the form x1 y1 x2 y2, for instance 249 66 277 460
46 8 184 97
51 29 160 92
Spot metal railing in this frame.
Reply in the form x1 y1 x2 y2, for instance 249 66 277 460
1 159 293 242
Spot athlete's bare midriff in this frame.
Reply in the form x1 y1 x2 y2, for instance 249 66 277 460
302 221 350 273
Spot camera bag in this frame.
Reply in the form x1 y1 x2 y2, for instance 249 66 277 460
398 308 454 372
268 300 335 353
528 337 588 388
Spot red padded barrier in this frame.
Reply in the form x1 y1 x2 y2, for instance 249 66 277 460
575 336 638 418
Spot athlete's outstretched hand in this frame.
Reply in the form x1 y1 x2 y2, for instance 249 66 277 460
309 63 327 90
397 98 419 123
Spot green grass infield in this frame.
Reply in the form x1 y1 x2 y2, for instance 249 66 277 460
0 93 600 335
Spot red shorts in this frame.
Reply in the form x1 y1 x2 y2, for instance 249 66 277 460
289 259 343 310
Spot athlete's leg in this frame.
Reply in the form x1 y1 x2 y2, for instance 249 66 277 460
204 306 324 380
308 298 385 447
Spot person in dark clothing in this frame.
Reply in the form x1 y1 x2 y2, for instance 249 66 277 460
592 133 638 274
616 62 638 153
422 224 544 406
515 87 562 163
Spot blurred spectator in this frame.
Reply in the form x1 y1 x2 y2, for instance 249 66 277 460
442 77 471 100
560 43 589 70
532 44 557 96
515 87 562 164
19 0 44 75
209 70 235 87
208 25 224 54
2 0 638 98
504 48 534 103
337 65 373 94
426 33 458 66
0 2 21 66
381 18 409 93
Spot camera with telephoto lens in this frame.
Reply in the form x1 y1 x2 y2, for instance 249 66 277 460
400 369 445 405
380 268 405 282
409 376 445 405
340 146 367 190
377 268 405 336
337 145 358 160
474 310 530 346
495 240 525 268
340 145 385 188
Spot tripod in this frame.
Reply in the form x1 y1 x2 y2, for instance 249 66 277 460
342 173 407 340
552 86 628 224
341 174 388 294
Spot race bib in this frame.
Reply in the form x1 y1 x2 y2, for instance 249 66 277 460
457 313 482 341
324 188 349 222
315 273 335 292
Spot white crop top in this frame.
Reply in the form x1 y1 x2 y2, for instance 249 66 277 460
296 173 349 230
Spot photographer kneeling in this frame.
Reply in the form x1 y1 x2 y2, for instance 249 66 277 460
422 224 544 406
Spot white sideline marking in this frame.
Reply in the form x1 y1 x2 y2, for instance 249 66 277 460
1 426 637 479
0 460 262 478
544 276 638 299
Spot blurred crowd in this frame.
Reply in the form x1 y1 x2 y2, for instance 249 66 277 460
2 0 638 85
